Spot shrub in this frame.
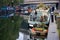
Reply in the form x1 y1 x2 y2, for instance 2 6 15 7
0 16 23 40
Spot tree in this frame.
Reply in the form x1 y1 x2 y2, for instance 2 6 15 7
0 0 24 7
0 16 24 40
20 0 24 3
0 0 3 7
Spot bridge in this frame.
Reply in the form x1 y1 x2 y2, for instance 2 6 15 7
24 0 59 4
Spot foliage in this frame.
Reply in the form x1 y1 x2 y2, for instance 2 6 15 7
0 16 23 40
56 17 60 40
20 0 24 3
0 0 24 7
56 17 60 29
58 29 60 39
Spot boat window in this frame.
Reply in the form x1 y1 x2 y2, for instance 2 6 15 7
30 11 48 22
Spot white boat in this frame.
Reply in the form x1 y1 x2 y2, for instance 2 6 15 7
28 7 50 27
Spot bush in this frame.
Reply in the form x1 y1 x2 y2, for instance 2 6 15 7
56 17 60 29
0 16 23 40
58 30 60 39
56 17 60 39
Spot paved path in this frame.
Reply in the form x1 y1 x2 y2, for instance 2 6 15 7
47 15 59 40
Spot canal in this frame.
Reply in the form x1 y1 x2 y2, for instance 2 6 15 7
16 32 47 40
16 18 47 40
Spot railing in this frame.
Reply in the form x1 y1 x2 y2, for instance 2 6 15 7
24 0 59 4
0 10 15 18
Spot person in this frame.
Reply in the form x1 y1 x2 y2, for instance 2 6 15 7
33 10 37 21
51 12 54 22
52 7 54 12
15 6 21 15
7 4 11 15
27 7 32 15
30 15 33 21
40 16 44 22
44 15 48 21
54 12 58 21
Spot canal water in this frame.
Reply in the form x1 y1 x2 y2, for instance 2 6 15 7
16 17 47 40
16 32 30 40
16 32 47 40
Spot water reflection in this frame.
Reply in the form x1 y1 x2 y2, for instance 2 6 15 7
16 32 24 40
16 32 47 40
